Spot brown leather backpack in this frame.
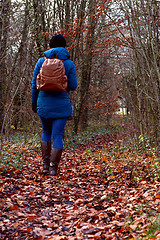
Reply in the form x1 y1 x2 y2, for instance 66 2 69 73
36 55 68 92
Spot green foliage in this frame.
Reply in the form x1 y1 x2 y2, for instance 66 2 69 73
64 124 112 148
128 135 160 181
138 134 157 155
147 215 160 236
142 215 160 239
0 133 40 172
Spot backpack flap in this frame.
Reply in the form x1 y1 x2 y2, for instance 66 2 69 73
36 56 68 92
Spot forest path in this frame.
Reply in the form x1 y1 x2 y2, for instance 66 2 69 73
0 134 160 239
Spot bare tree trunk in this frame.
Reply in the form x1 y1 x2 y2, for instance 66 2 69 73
0 0 10 131
32 0 44 57
74 0 97 133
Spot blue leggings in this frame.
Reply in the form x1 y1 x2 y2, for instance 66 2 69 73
40 117 67 149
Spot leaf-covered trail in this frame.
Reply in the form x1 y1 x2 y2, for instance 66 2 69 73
0 134 160 239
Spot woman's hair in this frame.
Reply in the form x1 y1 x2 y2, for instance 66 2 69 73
49 34 66 48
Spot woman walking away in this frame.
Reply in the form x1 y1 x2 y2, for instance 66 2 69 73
31 34 77 176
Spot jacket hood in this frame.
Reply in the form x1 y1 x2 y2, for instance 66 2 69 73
44 47 70 60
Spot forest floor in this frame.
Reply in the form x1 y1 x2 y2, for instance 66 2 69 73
0 125 160 239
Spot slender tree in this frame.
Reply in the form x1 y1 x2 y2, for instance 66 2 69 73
0 0 11 131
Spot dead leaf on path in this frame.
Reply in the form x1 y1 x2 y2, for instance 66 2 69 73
154 192 160 199
27 214 36 220
48 236 69 240
33 227 53 237
83 227 102 234
9 204 20 210
17 212 26 217
129 223 138 231
74 198 84 205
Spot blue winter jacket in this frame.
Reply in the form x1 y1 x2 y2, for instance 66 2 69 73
31 47 77 119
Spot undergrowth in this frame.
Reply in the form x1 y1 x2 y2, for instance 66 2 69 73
64 124 112 148
0 133 40 172
141 215 160 239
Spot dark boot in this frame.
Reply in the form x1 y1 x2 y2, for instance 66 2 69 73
50 148 63 176
41 141 51 174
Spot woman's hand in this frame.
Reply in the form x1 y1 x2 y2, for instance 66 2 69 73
32 103 37 113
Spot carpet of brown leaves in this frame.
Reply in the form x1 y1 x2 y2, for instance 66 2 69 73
0 134 160 239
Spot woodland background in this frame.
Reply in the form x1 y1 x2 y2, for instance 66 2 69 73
0 0 159 145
